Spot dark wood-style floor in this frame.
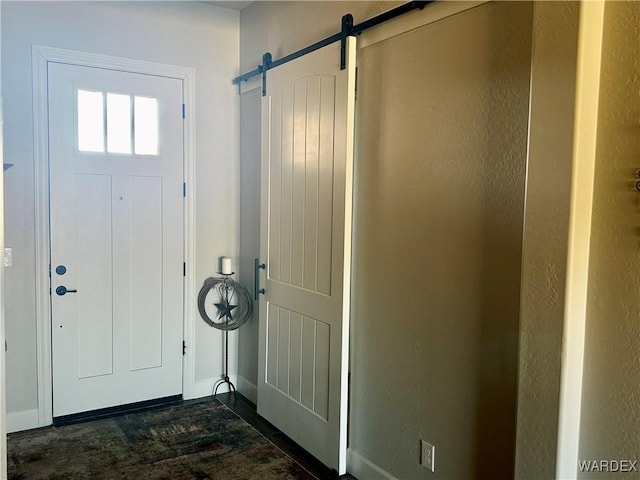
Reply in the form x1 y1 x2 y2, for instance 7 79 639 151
216 392 356 480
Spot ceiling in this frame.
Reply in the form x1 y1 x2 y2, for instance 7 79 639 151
204 1 254 10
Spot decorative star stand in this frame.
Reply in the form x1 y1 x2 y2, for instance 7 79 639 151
197 273 253 401
213 272 238 399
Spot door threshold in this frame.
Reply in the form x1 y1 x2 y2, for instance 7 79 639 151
53 395 183 426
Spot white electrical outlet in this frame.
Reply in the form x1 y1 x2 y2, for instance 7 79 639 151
4 248 12 267
421 439 435 472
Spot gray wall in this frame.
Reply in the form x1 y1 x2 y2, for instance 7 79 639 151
2 1 239 423
0 3 7 475
579 2 640 478
237 87 261 399
351 4 530 478
239 2 532 477
514 2 579 478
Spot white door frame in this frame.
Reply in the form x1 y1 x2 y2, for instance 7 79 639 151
32 45 197 426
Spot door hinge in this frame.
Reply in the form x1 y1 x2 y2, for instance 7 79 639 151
182 104 186 119
183 182 186 198
183 340 186 355
183 262 186 277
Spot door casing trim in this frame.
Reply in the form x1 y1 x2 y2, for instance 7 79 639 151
32 45 197 426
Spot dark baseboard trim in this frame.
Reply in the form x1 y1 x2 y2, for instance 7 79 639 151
53 395 183 426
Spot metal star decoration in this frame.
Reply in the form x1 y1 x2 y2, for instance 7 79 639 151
214 299 237 321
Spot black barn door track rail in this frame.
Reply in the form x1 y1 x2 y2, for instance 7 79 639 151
232 0 435 94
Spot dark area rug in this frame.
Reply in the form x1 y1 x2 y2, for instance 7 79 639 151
7 397 317 480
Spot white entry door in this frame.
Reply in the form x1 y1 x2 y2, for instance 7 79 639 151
258 37 356 474
48 62 184 418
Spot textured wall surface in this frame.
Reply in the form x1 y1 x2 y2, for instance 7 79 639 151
578 2 640 478
2 1 239 416
351 3 531 478
513 3 580 478
241 2 532 478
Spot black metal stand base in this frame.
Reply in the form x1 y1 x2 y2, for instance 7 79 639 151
213 374 237 400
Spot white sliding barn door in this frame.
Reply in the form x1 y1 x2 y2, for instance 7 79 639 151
48 63 184 417
258 37 356 474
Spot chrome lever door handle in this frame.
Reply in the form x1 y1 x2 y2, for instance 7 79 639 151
254 258 266 300
56 286 78 296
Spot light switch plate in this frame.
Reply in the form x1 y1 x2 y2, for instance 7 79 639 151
4 248 12 267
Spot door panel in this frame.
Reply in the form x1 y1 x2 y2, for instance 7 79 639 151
265 304 331 420
129 175 163 371
258 37 356 474
267 75 336 294
48 62 184 417
76 173 113 379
